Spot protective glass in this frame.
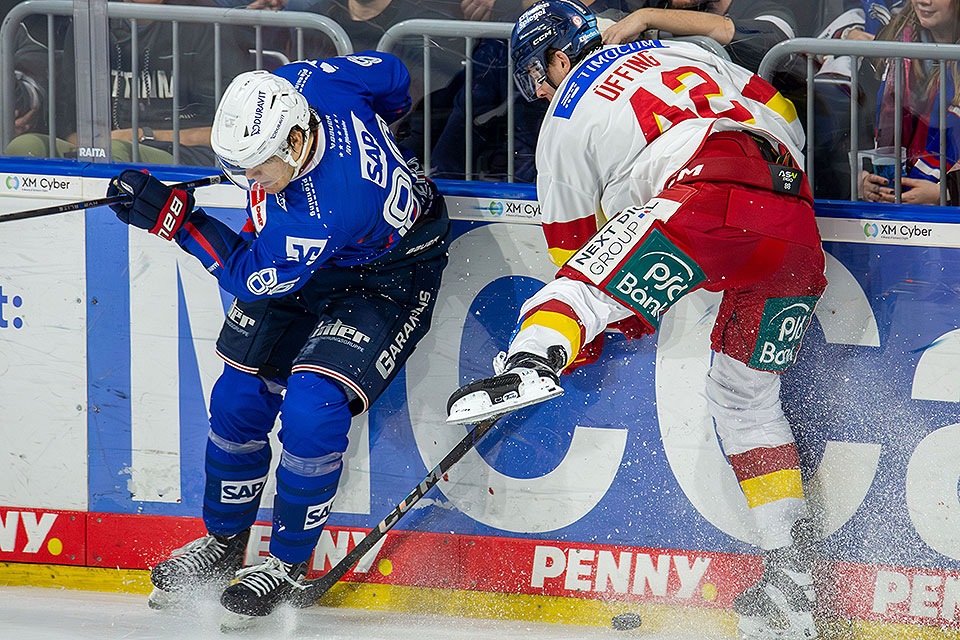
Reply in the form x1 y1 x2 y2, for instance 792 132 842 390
514 57 548 102
217 153 289 192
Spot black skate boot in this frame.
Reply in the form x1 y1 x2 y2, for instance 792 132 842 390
734 519 819 640
148 529 250 610
219 555 309 631
446 346 567 424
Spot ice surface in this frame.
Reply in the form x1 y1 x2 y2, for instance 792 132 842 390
0 586 723 640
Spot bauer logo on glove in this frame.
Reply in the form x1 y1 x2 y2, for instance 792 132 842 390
108 169 195 241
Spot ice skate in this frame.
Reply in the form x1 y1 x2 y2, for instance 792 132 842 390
147 529 250 610
446 347 566 424
219 555 308 630
734 520 818 640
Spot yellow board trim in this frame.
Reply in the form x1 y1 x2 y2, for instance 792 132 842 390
4 562 960 638
739 468 804 508
766 92 799 123
520 310 582 359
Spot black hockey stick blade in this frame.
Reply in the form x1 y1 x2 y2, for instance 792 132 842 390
289 416 503 608
0 173 226 224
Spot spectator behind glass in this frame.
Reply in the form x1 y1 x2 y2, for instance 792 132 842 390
426 0 646 183
602 0 813 74
6 0 247 165
860 0 960 204
809 2 904 200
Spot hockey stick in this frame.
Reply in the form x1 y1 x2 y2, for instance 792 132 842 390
289 415 503 608
0 173 226 224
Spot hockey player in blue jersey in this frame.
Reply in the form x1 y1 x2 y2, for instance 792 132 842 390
106 52 450 623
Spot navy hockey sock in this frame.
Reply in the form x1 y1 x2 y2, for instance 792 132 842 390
270 372 352 564
203 366 282 534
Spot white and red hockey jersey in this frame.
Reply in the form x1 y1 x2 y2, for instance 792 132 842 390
536 40 806 266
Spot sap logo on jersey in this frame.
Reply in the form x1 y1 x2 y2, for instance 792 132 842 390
221 476 268 504
304 497 336 530
352 113 387 188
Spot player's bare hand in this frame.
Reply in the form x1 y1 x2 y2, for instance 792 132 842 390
245 0 286 11
461 0 495 21
602 9 649 45
878 177 941 205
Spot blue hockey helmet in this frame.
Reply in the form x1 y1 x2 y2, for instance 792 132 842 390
510 0 602 101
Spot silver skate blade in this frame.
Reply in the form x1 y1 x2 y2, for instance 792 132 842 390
219 609 262 634
147 587 182 610
446 386 563 425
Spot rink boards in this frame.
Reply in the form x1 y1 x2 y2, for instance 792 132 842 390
2 161 960 634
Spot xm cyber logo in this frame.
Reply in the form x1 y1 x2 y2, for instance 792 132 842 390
864 222 880 238
5 175 18 190
0 286 24 329
488 201 504 216
605 229 706 330
221 476 268 504
749 296 819 372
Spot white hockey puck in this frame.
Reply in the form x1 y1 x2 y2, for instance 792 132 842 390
611 612 642 630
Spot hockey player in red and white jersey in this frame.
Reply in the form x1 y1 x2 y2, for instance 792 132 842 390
447 1 825 638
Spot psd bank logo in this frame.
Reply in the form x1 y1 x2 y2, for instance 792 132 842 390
864 222 879 238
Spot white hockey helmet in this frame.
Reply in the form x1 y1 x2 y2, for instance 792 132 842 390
211 70 312 190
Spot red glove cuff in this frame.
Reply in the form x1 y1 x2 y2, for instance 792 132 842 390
149 188 191 241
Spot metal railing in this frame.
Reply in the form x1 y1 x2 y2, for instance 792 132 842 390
0 0 353 162
378 21 730 183
378 19 515 182
760 37 960 205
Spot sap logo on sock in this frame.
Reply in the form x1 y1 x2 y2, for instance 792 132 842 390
530 545 711 598
0 286 24 329
304 497 336 531
221 476 268 504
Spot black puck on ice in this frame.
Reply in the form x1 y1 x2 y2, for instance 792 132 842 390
611 612 642 630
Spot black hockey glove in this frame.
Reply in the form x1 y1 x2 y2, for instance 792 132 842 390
108 169 194 241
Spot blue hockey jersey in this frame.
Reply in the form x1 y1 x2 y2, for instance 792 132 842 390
176 52 424 301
